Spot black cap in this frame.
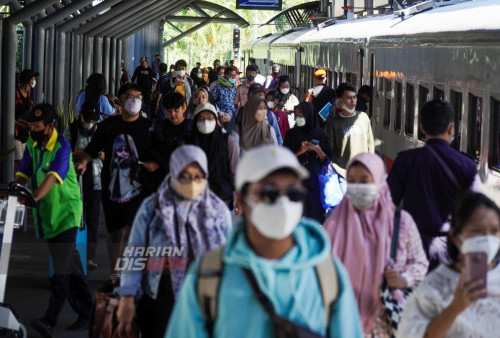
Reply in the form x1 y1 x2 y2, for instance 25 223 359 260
249 83 265 95
19 69 39 85
22 103 56 124
140 56 148 62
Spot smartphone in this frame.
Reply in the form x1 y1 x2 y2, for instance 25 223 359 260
310 139 320 146
464 252 488 298
318 102 332 121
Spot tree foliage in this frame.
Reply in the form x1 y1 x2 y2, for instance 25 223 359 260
163 0 305 69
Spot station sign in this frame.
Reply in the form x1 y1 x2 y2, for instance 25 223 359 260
236 0 282 10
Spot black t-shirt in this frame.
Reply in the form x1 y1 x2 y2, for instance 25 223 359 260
15 88 33 142
85 115 154 200
131 66 155 90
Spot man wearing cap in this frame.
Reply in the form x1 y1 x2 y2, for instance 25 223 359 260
307 69 336 125
264 64 281 92
15 103 93 336
15 69 39 169
166 145 362 337
131 56 156 113
228 83 283 146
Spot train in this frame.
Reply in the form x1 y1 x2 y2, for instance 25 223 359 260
243 0 500 202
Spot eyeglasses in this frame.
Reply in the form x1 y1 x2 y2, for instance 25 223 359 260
123 95 143 101
178 174 206 184
257 185 306 204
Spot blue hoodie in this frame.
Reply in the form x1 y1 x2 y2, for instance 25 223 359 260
165 218 362 337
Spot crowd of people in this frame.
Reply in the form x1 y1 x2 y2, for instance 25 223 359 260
11 55 500 338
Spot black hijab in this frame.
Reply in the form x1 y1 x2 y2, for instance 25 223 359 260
284 102 324 153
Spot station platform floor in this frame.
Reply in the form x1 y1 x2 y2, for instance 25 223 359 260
5 209 111 338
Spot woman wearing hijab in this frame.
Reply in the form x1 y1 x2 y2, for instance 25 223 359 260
186 86 212 120
115 145 232 338
284 102 331 223
189 103 239 209
232 95 277 156
324 153 428 337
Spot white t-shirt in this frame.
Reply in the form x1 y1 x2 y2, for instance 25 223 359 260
397 263 500 338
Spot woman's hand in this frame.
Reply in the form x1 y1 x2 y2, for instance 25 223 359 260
296 141 309 157
116 296 136 337
449 268 486 313
307 142 326 161
384 268 408 289
143 161 160 172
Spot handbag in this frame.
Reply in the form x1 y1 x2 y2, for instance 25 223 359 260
89 281 139 338
380 209 411 337
318 162 346 211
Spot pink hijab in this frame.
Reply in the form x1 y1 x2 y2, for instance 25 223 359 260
324 153 394 333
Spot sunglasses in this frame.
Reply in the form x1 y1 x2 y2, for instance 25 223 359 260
258 185 306 204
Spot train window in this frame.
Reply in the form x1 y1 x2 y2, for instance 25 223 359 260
395 82 403 132
467 93 483 162
405 83 415 136
377 77 383 92
351 73 357 86
450 90 463 150
333 72 338 89
339 72 343 84
418 86 429 141
383 79 392 128
327 70 333 87
489 97 500 170
434 87 444 100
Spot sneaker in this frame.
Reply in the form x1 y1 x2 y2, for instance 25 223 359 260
87 259 98 271
31 318 53 338
65 316 89 331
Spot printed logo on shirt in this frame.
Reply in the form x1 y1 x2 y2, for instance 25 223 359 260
109 134 141 203
343 125 363 138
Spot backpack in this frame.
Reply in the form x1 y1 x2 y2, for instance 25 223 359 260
196 245 339 337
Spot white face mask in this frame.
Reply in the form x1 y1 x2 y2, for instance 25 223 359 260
197 73 203 78
342 104 356 114
248 196 303 240
295 117 306 127
172 178 207 200
197 120 216 134
267 101 275 109
461 235 500 265
345 183 379 211
82 122 95 130
255 109 266 122
280 88 290 95
124 98 142 115
30 80 36 89
178 70 186 77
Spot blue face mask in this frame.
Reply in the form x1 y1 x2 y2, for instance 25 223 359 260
228 78 237 86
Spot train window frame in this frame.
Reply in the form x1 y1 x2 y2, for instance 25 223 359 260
450 89 463 151
395 81 403 133
405 83 415 137
333 71 338 89
433 87 445 101
467 92 483 163
418 85 430 141
489 96 500 171
383 78 392 129
327 70 333 88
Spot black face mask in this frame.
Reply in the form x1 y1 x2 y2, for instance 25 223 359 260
30 129 46 143
247 75 255 82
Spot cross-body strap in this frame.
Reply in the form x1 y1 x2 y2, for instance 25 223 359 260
390 209 402 261
314 256 339 324
197 246 224 336
425 144 462 192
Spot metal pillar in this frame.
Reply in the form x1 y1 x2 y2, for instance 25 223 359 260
115 39 123 94
45 26 55 105
103 37 111 93
93 36 103 74
83 35 93 86
54 29 67 111
109 38 117 95
70 33 83 113
34 27 45 103
23 23 33 69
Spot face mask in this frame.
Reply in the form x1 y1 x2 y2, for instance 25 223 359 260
248 196 303 240
342 104 356 114
178 70 186 77
172 178 207 200
197 73 203 78
82 122 95 130
295 117 306 127
124 98 142 115
30 80 36 89
247 75 255 82
228 78 237 86
461 235 500 265
345 183 379 211
197 120 216 134
30 129 46 143
280 88 290 95
255 109 266 122
267 101 275 109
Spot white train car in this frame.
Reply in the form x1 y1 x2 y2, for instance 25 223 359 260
245 0 500 201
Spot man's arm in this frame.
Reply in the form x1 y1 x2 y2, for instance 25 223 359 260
33 174 58 202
